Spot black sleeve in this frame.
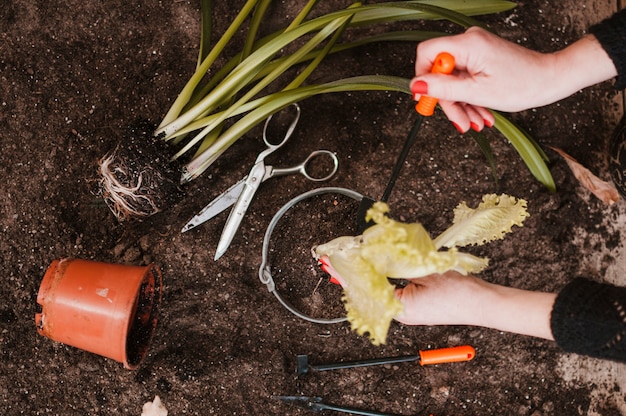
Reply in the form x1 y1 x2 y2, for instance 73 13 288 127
550 277 626 363
589 8 626 90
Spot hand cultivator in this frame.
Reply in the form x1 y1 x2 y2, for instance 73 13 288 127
274 346 474 415
296 345 475 376
273 395 410 416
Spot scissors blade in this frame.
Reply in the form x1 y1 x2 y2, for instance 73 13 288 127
214 162 267 260
181 180 245 233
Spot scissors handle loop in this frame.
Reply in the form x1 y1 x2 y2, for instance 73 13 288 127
271 150 339 182
263 103 300 152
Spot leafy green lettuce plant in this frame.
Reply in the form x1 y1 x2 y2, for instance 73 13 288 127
313 194 529 345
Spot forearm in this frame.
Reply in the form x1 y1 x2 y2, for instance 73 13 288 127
395 273 556 340
476 282 556 341
397 274 626 362
548 34 618 102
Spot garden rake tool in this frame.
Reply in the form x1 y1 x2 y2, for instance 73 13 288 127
296 345 475 376
273 395 410 416
356 52 455 232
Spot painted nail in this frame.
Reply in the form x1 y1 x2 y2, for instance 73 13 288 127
484 118 494 128
452 122 465 133
411 80 428 98
322 264 334 279
470 122 480 132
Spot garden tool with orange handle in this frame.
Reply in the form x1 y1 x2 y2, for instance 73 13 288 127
356 52 455 232
296 344 475 376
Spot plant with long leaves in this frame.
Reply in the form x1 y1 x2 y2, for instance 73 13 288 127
163 0 554 186
98 0 554 221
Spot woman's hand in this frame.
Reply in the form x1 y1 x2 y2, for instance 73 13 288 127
320 256 557 340
411 26 617 132
394 272 489 326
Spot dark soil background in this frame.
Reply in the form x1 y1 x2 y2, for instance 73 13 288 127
1 1 625 415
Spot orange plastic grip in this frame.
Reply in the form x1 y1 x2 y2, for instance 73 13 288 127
415 52 455 117
419 345 475 366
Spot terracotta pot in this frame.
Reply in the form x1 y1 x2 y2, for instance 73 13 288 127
35 258 162 369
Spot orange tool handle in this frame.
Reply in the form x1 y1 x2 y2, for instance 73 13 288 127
419 345 475 366
415 52 455 117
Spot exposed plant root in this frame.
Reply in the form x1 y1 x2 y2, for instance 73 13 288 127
95 121 184 222
98 150 162 222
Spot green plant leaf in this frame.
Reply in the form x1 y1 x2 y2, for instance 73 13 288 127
158 1 517 139
492 111 555 192
348 0 516 26
180 7 358 161
468 129 499 188
185 29 448 111
197 0 212 69
180 75 410 181
158 0 553 193
158 0 261 129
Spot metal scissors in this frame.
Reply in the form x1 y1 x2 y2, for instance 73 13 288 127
181 104 339 260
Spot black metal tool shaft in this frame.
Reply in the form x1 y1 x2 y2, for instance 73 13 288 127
313 400 403 416
297 346 476 376
273 396 404 416
309 354 420 372
356 115 423 233
354 52 455 234
380 115 423 202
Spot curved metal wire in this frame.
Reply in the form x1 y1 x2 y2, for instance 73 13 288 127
259 187 363 324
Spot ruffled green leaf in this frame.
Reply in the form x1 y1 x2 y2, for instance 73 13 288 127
314 194 528 345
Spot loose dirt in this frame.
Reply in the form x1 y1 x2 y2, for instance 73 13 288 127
1 1 625 415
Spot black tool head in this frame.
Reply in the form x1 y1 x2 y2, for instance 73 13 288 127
356 196 376 233
296 354 309 376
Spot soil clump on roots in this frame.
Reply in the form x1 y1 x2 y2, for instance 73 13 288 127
97 122 184 222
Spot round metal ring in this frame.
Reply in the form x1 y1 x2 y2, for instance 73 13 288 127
258 187 363 324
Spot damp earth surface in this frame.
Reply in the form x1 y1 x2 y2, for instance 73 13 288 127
1 1 626 415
